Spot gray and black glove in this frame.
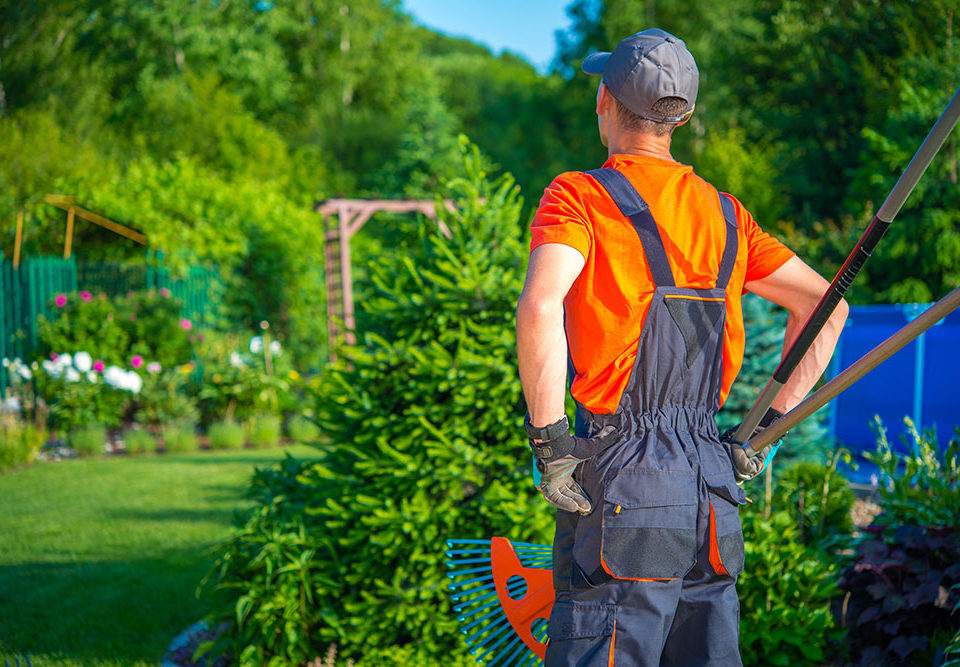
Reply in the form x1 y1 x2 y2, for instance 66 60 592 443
721 407 784 484
525 414 618 515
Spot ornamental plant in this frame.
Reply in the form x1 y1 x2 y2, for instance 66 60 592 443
37 292 129 365
34 353 139 431
202 139 551 664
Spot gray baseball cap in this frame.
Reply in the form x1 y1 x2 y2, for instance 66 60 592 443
582 29 698 123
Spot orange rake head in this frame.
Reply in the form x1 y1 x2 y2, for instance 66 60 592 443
446 538 555 665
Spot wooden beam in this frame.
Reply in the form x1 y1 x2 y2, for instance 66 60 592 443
13 211 23 269
44 195 147 245
64 207 75 259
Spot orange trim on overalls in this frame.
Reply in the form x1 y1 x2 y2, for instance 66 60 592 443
608 620 617 666
662 294 726 302
707 502 730 576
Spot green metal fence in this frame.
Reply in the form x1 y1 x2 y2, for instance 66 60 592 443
1 254 221 398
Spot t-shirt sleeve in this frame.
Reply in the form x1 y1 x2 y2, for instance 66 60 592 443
726 193 795 283
530 173 593 260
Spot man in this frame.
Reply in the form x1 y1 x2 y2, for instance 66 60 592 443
516 29 847 665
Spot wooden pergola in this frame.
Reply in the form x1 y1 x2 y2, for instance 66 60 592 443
314 198 453 359
44 195 147 260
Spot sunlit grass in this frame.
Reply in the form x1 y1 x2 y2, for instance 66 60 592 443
0 445 318 666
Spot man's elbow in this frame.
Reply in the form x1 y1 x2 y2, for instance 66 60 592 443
516 293 562 326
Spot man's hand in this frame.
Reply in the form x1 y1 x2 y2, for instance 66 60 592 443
721 407 784 483
526 414 618 514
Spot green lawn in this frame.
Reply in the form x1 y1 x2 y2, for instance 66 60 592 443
0 445 319 666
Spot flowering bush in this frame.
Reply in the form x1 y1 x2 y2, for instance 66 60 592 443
37 289 195 372
134 363 200 428
34 352 141 432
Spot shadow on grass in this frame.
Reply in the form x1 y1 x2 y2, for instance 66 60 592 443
0 554 217 665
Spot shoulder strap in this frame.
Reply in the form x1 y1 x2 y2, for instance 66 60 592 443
715 191 739 290
584 168 675 287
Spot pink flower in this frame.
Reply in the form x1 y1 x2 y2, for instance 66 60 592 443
50 353 59 361
147 361 162 374
93 360 105 372
160 288 171 298
55 294 67 308
80 291 92 302
131 355 144 369
179 318 192 331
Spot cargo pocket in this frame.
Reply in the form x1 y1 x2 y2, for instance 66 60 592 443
547 601 617 663
704 473 748 577
600 469 698 580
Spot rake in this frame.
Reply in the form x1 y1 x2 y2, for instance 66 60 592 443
446 538 554 666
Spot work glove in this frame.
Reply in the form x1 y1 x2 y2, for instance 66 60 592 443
721 407 785 484
525 414 618 515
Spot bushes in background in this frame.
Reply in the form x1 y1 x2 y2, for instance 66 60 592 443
162 423 198 454
208 420 245 450
245 414 281 449
0 414 46 471
202 141 552 664
71 423 107 456
123 427 156 455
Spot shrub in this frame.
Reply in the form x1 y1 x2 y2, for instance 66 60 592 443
71 423 107 456
208 420 245 450
866 417 960 527
769 450 856 550
34 354 136 432
135 366 200 428
0 414 46 471
839 525 960 665
202 140 551 664
162 422 198 453
286 415 320 444
739 509 847 665
36 292 130 366
124 427 156 455
245 414 280 448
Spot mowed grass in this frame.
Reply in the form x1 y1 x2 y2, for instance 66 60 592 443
0 445 319 666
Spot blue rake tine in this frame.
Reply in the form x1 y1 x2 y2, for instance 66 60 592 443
446 557 491 566
468 623 514 655
453 588 498 612
451 583 498 600
460 606 503 634
509 541 552 548
487 635 525 665
448 573 494 589
457 597 501 621
447 539 491 546
476 618 528 663
446 549 492 556
447 565 493 578
465 616 511 645
503 636 534 665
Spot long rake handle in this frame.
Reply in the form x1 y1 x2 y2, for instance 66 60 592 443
735 84 960 446
744 284 960 454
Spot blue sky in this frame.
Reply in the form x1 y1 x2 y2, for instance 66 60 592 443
402 0 574 72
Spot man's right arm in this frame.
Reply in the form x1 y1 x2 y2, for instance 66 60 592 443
744 256 849 413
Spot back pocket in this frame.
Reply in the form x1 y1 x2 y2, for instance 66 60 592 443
704 472 748 577
600 469 698 580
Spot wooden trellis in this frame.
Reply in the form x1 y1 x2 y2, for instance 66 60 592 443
314 199 453 360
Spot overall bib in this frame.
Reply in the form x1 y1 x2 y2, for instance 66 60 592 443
545 168 748 667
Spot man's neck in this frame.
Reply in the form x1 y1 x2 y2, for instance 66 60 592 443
606 131 675 162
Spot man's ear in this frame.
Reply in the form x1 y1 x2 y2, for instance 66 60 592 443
596 83 613 116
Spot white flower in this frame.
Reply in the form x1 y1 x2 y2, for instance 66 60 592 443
103 365 126 388
87 371 97 383
16 365 32 380
229 351 244 368
58 353 73 368
41 359 60 378
65 367 81 383
126 371 143 394
73 351 92 372
2 397 21 413
249 336 264 354
269 340 282 356
146 361 162 374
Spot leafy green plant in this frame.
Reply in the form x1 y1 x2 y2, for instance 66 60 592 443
770 449 856 550
839 525 960 666
162 422 198 454
208 420 245 450
245 414 281 448
36 292 130 366
71 423 107 456
286 415 320 444
134 367 200 428
123 427 156 455
0 414 46 471
202 141 552 663
113 289 195 370
942 586 960 667
866 417 960 527
738 510 847 666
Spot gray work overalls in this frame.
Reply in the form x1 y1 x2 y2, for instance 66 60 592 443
546 168 748 666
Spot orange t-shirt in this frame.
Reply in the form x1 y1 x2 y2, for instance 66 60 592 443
530 153 794 414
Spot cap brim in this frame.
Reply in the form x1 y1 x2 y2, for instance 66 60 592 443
581 52 611 75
